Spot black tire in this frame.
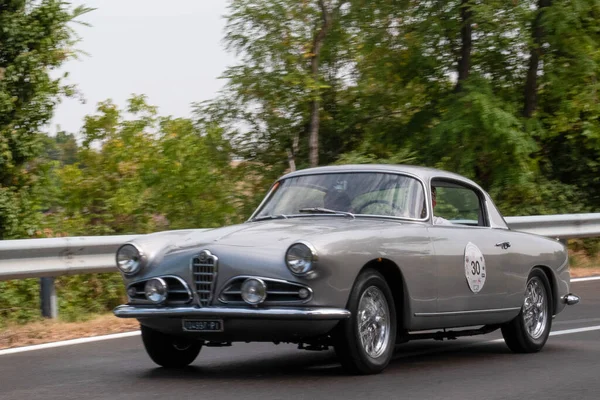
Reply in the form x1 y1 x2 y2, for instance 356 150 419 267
501 268 553 353
333 269 397 375
141 325 202 368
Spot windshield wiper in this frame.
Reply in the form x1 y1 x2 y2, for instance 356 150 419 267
298 207 355 219
252 214 289 222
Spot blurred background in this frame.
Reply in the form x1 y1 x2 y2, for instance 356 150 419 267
1 0 599 327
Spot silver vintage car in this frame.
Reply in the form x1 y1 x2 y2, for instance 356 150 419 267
113 164 580 374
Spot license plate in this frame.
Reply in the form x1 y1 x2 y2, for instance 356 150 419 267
182 319 223 332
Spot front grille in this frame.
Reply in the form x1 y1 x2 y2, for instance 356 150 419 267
127 276 192 304
219 277 312 305
192 250 218 307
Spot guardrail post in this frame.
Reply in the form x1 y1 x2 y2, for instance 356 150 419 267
40 277 58 319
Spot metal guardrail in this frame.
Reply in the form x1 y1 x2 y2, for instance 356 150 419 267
0 235 140 281
504 213 600 239
1 213 599 281
0 213 598 318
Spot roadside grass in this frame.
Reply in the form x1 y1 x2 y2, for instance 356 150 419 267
1 251 598 351
569 250 600 277
0 314 139 350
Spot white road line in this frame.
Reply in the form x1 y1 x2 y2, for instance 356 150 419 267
392 325 600 360
4 324 598 358
572 276 600 283
0 331 140 356
549 325 600 336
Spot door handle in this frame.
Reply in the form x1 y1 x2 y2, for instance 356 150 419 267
496 241 511 250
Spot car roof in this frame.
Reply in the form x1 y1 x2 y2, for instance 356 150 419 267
274 164 508 229
280 164 482 189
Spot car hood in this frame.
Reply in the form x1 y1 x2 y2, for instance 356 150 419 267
176 217 400 249
131 217 412 259
124 217 424 283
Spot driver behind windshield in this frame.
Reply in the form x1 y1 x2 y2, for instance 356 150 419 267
323 190 353 213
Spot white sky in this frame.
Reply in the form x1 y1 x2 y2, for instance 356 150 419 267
50 0 235 135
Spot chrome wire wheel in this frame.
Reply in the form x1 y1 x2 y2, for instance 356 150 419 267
357 286 390 359
523 276 548 340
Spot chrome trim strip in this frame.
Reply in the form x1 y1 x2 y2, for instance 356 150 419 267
414 307 521 317
114 305 350 320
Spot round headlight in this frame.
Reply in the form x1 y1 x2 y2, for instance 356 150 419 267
116 244 143 275
241 278 267 305
285 242 317 275
145 278 168 304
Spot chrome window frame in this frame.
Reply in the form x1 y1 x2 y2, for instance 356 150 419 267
428 177 491 228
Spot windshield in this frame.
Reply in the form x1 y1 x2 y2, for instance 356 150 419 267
252 172 426 220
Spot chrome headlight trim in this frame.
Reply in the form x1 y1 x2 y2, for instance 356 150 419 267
144 277 168 304
126 275 193 304
240 278 268 305
116 243 146 276
285 241 318 276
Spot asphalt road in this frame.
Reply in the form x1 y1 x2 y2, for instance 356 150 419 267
1 279 599 400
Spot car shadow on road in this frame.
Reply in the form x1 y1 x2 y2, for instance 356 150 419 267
137 339 525 381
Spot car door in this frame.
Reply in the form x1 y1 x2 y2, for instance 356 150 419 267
426 179 513 328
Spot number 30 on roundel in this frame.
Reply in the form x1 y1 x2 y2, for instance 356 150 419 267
465 242 486 293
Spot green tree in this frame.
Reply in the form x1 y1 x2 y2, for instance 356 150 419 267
43 95 240 236
204 0 600 216
0 0 92 239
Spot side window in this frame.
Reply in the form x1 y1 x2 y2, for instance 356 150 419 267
431 181 487 227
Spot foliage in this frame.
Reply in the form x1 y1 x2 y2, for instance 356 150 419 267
0 0 92 239
0 278 41 327
40 95 242 235
4 0 600 325
0 273 126 327
198 0 600 217
55 273 126 322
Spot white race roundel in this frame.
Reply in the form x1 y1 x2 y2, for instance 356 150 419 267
464 242 486 293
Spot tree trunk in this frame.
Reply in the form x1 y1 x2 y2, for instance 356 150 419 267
308 0 334 167
455 0 472 92
286 133 299 172
523 0 552 118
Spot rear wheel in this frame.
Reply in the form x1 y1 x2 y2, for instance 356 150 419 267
501 268 552 353
141 325 202 368
333 269 397 374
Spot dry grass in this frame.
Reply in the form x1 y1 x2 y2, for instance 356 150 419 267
570 249 600 277
1 250 598 351
0 314 140 350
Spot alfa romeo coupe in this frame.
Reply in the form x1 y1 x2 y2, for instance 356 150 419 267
113 164 580 374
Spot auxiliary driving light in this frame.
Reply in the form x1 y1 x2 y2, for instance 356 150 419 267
127 286 137 298
145 278 168 304
240 278 267 305
298 287 310 300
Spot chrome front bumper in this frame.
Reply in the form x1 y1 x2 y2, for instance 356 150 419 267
114 305 351 320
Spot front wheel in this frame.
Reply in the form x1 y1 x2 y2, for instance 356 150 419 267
333 269 397 374
501 268 553 353
141 325 202 368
